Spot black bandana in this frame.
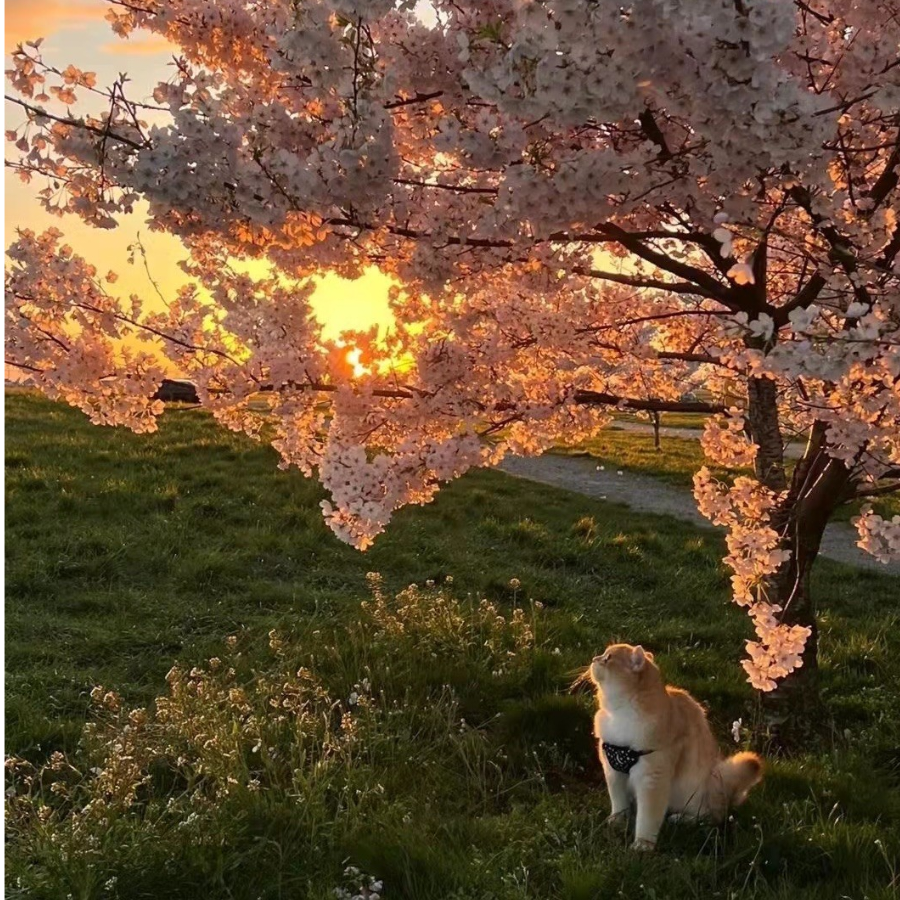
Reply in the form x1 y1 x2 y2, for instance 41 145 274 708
602 741 653 774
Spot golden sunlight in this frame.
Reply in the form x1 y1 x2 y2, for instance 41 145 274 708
345 346 368 378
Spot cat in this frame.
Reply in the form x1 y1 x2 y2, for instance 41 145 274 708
589 643 763 851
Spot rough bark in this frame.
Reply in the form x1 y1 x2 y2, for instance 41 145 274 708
746 375 787 491
762 422 853 739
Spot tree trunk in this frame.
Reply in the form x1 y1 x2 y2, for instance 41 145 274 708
650 411 661 451
761 421 853 740
761 513 824 731
746 375 786 491
743 371 831 736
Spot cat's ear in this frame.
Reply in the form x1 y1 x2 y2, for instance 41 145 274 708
630 645 649 671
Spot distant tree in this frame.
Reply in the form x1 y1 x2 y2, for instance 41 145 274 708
6 1 900 711
648 411 661 451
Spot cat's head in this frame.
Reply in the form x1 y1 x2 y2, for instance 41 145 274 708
590 643 657 689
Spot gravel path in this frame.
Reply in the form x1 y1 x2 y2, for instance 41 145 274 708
498 453 899 574
611 421 806 459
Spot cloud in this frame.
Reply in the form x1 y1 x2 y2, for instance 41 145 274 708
100 35 176 56
5 0 105 50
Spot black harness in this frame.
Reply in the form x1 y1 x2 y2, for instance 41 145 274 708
602 741 654 774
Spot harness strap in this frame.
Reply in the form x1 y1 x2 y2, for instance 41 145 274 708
601 741 654 774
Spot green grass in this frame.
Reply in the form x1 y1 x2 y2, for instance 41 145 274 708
6 391 900 900
560 428 736 488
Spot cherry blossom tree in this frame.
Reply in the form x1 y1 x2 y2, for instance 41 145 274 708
6 0 900 709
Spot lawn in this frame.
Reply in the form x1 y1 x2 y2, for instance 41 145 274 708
558 428 735 488
5 391 900 900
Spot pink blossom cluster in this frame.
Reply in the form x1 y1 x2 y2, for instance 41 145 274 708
693 467 807 691
742 615 811 693
700 409 757 468
854 506 900 564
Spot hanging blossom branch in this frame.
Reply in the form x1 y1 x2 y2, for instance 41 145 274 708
6 0 900 693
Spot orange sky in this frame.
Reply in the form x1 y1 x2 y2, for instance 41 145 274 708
4 0 397 354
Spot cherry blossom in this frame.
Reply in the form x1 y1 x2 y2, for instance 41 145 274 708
6 0 900 694
854 507 900 564
700 410 757 468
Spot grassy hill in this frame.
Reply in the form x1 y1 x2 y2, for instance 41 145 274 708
5 391 900 900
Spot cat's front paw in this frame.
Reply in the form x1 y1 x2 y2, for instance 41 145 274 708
631 838 656 852
605 810 629 831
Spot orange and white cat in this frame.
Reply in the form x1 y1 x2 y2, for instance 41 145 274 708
590 643 762 851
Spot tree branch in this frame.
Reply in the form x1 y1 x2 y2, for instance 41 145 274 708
572 390 727 414
638 109 672 161
877 229 900 271
794 0 834 25
773 272 826 326
853 481 900 499
866 138 900 214
4 95 145 149
327 214 738 304
570 265 718 298
656 351 725 365
593 223 737 307
5 359 44 373
788 185 872 317
384 91 444 110
393 177 498 195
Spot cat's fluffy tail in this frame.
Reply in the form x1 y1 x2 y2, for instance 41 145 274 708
715 752 763 806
